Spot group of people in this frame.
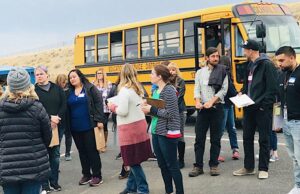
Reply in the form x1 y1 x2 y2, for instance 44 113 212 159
189 40 300 194
0 38 299 194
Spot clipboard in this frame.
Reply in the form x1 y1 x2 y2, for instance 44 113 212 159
145 97 165 109
229 94 255 108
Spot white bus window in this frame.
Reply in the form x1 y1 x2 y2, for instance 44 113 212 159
184 17 202 54
125 28 138 59
111 31 123 61
97 34 108 62
141 25 155 58
235 27 244 57
85 36 95 63
158 21 180 56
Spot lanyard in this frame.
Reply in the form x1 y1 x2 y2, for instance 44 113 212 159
284 64 299 90
284 64 300 107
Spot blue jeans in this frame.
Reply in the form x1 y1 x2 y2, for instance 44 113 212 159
3 181 41 194
270 130 278 151
222 105 239 150
47 145 60 185
283 119 300 188
152 134 184 194
42 145 60 188
125 164 149 194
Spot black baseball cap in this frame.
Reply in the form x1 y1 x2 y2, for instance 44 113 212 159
241 39 260 51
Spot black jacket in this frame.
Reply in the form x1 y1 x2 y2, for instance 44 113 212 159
0 98 51 185
67 83 106 129
175 77 186 112
241 54 278 108
224 75 238 106
35 82 67 127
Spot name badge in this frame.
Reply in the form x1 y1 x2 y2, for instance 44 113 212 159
248 75 253 81
289 77 296 83
284 105 288 120
78 93 85 98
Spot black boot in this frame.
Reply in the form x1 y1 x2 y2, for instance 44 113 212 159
178 141 185 169
119 164 130 180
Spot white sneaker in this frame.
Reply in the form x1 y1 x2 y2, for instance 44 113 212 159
288 187 300 194
258 171 268 179
40 190 47 194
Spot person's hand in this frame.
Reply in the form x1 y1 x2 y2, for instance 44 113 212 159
51 115 61 124
195 101 203 110
274 128 282 132
108 102 117 113
51 121 57 129
97 122 104 129
141 104 151 114
203 101 213 109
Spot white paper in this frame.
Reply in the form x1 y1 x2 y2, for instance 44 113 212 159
229 94 255 108
107 96 119 105
273 103 284 130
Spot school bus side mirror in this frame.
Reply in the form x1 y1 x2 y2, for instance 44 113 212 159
256 23 266 39
259 41 267 53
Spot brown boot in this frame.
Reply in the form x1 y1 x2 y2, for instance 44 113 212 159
188 166 204 177
210 166 220 176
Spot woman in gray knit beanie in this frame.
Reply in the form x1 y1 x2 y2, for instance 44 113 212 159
7 67 31 93
0 67 51 194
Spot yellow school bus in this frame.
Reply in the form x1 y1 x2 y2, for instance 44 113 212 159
74 2 300 120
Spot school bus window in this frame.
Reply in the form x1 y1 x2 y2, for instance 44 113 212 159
236 62 247 84
84 36 95 63
110 31 123 61
141 25 155 58
97 34 108 62
125 28 138 59
235 26 244 57
184 17 202 53
158 21 180 56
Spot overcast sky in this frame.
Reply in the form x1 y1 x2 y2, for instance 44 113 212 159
0 0 298 56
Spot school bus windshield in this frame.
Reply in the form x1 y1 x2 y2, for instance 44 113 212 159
241 15 300 53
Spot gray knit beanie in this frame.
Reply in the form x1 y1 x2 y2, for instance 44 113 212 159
7 67 31 92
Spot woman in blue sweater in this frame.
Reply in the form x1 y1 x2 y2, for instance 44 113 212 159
67 69 106 187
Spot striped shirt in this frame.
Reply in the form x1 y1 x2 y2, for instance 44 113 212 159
150 84 181 137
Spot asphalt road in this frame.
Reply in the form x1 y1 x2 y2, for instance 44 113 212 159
1 118 295 194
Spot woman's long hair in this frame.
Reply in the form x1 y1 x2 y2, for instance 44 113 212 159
68 69 90 90
55 74 68 89
93 67 109 88
118 64 144 96
168 62 182 87
1 85 39 101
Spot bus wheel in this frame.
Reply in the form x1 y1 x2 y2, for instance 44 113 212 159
187 109 195 117
235 120 243 129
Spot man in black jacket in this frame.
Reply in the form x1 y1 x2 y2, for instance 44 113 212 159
34 65 67 192
233 39 277 179
276 46 300 194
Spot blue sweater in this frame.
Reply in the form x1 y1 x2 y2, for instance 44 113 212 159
67 89 91 131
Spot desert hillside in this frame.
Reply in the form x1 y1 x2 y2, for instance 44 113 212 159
0 2 300 81
0 46 73 82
